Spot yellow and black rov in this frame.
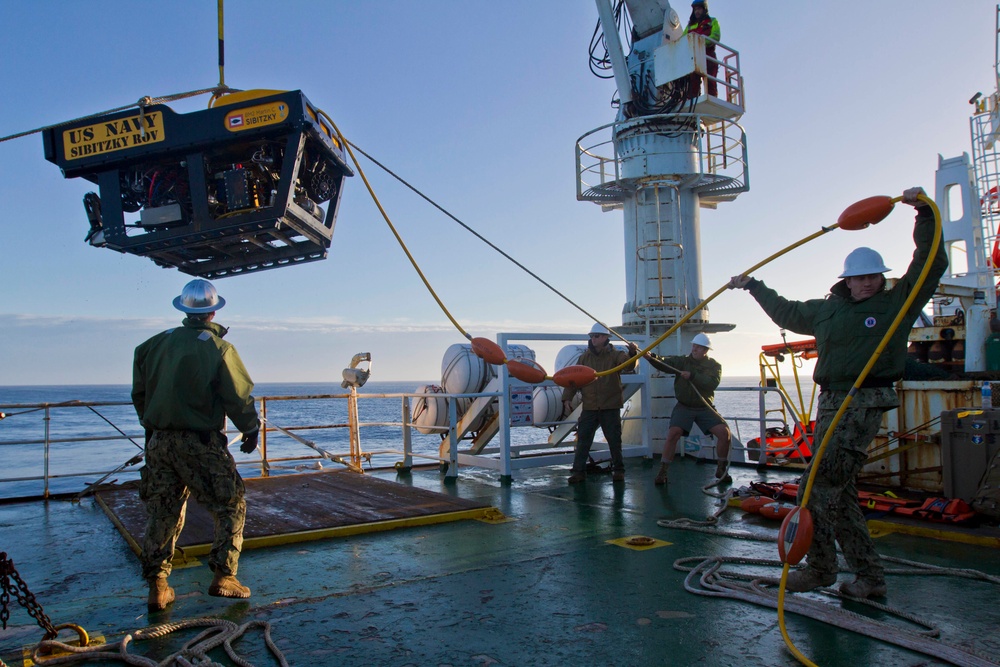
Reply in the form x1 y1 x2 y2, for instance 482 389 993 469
43 89 352 278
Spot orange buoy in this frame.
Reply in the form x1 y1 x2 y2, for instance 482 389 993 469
837 195 894 231
759 501 796 520
777 506 814 565
739 495 772 514
507 358 547 384
552 365 597 389
470 337 506 365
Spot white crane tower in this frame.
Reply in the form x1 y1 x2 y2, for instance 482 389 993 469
579 0 747 452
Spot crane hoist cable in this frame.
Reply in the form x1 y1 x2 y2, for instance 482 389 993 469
2 1 235 145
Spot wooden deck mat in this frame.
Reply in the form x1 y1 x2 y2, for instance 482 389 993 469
95 471 497 558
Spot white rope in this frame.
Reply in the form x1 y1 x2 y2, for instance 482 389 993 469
673 555 1000 667
29 617 288 667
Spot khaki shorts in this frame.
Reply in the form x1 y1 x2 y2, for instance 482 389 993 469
669 403 726 434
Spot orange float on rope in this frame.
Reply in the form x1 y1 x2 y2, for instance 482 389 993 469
507 358 547 384
739 495 772 514
777 506 814 565
760 501 796 520
470 337 506 365
837 195 894 231
553 365 597 389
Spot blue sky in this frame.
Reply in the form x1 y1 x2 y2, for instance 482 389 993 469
0 1 996 385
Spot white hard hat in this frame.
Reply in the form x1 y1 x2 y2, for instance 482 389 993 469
839 247 890 278
692 333 712 349
173 279 226 313
589 323 611 336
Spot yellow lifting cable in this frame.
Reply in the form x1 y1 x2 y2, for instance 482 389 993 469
592 222 842 379
320 111 473 341
775 194 943 667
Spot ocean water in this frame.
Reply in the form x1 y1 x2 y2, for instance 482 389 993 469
0 377 813 500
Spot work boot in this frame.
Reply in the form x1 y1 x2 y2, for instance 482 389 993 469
568 470 586 484
147 577 175 612
612 470 625 482
839 577 887 599
715 460 732 483
785 568 836 592
209 573 251 599
654 464 669 486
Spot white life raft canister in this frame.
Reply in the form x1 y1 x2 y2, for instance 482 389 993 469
411 385 447 435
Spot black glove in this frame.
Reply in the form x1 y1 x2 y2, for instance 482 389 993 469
240 429 259 454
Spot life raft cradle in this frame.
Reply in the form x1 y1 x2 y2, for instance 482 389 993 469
42 89 353 279
741 481 978 524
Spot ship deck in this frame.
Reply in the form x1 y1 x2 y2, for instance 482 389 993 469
2 458 999 667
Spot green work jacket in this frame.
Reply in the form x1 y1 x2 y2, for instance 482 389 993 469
562 343 637 410
646 353 722 407
746 207 947 391
132 318 259 434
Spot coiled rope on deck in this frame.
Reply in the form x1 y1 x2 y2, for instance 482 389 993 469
29 617 287 667
672 554 1000 667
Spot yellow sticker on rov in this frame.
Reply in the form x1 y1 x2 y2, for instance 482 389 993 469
62 112 165 160
224 102 289 132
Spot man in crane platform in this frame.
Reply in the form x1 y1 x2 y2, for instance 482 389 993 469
132 279 261 611
644 333 732 487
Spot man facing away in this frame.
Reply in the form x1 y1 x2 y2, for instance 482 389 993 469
132 279 261 611
644 333 731 487
562 323 639 484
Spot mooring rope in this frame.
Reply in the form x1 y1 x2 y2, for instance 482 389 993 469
672 555 1000 667
30 617 287 667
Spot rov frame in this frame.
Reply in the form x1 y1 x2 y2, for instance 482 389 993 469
43 90 353 278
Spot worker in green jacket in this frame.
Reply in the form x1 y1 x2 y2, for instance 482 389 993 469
645 333 731 487
563 323 639 484
132 279 260 611
728 187 947 600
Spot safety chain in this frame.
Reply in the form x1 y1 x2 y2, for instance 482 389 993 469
0 551 57 638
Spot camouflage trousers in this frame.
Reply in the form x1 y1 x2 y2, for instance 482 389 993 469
139 430 246 581
797 395 885 581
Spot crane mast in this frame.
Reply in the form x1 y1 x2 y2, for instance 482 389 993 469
579 0 748 451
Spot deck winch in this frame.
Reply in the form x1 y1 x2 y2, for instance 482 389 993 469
43 89 353 278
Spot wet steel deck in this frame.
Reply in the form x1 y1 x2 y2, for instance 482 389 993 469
2 459 999 666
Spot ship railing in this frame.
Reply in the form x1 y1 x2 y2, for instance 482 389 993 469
0 381 809 501
575 113 749 206
684 385 814 466
0 391 498 501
